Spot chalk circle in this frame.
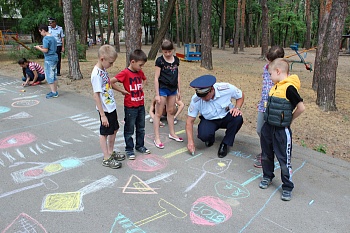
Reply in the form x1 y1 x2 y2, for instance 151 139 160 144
60 158 82 168
215 180 250 199
190 196 232 226
0 106 11 114
24 168 44 177
127 154 167 172
144 133 169 146
11 100 39 107
44 163 63 173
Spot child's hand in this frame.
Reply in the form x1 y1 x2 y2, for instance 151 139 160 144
177 93 182 101
101 116 109 127
155 95 161 104
120 89 130 95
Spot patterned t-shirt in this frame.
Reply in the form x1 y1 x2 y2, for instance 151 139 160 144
91 66 116 113
28 62 45 75
115 68 146 108
155 55 180 92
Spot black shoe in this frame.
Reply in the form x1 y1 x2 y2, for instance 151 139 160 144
205 141 214 147
57 73 61 76
218 143 228 158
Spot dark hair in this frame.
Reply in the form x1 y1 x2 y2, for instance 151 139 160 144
266 46 285 62
161 39 174 50
129 49 147 62
38 24 49 32
18 58 29 65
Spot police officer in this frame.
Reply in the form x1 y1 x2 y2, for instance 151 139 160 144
48 17 65 76
186 75 244 158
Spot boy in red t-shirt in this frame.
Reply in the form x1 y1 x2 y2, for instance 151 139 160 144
111 49 150 160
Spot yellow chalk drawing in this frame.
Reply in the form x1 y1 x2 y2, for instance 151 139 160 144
43 192 81 211
134 198 187 227
122 175 157 194
43 163 63 173
163 147 188 159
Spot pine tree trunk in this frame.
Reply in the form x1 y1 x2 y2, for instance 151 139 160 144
305 0 311 49
113 0 120 52
148 0 176 60
192 0 200 44
200 0 213 70
62 0 83 80
233 0 241 54
124 0 142 66
79 0 90 60
176 0 181 47
315 0 348 111
260 0 268 58
97 0 104 45
239 0 246 51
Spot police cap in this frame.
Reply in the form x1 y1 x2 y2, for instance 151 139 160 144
190 75 216 97
48 17 56 22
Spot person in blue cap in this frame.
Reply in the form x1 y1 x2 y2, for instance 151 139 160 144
185 75 244 158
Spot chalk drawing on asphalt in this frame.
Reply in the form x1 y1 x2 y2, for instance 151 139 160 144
190 196 232 226
122 175 157 194
184 158 232 193
1 212 47 233
41 175 117 212
11 154 102 183
3 111 33 119
127 154 168 172
0 106 11 114
0 132 37 149
11 99 39 107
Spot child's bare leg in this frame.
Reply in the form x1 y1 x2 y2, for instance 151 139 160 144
174 100 184 119
167 95 178 138
107 130 117 155
99 135 109 160
153 97 166 144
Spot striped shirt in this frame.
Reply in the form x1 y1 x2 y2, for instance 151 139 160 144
28 62 45 75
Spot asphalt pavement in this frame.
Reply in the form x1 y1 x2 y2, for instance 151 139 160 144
0 75 349 233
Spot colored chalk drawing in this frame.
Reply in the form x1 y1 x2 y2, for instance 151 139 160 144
0 178 58 199
0 106 10 114
3 111 33 119
11 154 101 183
215 162 281 199
190 196 232 226
11 100 39 107
127 154 168 172
185 158 232 193
110 213 145 233
0 132 37 149
1 213 47 233
41 175 117 212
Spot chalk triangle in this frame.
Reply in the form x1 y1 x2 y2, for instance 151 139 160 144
122 175 157 194
4 112 33 119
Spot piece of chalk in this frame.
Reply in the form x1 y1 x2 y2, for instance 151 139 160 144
308 200 314 205
191 152 194 156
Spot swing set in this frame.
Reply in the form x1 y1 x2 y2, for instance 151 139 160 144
285 43 316 72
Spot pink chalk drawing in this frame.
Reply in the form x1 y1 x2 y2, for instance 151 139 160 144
0 132 37 149
1 212 47 233
190 196 232 226
127 154 168 172
11 100 40 107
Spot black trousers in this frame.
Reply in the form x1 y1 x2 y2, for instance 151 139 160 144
260 123 294 191
56 46 62 74
197 112 243 146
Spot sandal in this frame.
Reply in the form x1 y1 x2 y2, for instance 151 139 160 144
153 140 164 149
111 151 126 161
168 134 184 142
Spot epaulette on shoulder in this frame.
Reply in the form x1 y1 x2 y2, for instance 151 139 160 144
193 96 201 102
217 84 230 91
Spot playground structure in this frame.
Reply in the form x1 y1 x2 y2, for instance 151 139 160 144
176 44 201 61
0 30 30 51
286 43 315 72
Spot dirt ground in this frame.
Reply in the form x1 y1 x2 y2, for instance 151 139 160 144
1 45 349 161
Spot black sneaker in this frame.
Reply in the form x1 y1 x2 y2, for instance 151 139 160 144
136 146 151 154
111 151 126 161
259 178 272 189
102 157 122 169
126 151 136 160
281 190 292 201
254 153 262 168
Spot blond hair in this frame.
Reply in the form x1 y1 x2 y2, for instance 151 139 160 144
269 58 289 74
98 44 118 60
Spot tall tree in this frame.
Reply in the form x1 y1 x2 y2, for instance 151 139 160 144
113 0 120 52
62 0 83 80
222 0 227 50
148 0 176 60
124 0 142 65
305 0 311 49
80 0 90 60
185 0 190 44
239 0 246 51
260 0 268 58
192 0 200 45
313 0 348 111
96 0 104 45
233 0 241 54
176 0 181 47
201 0 213 70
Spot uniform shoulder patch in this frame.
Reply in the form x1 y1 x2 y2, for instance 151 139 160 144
193 96 201 102
217 84 230 91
